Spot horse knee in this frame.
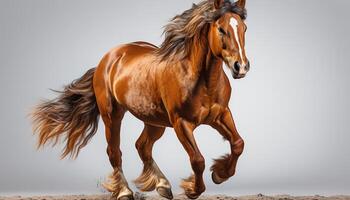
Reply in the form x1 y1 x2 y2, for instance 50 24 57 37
191 155 205 172
232 139 244 156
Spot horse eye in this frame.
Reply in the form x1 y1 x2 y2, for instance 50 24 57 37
222 42 227 50
218 27 227 35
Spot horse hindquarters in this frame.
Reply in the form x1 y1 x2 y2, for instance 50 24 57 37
93 61 135 200
99 106 134 200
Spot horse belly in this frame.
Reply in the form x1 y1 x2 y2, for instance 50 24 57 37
124 91 171 127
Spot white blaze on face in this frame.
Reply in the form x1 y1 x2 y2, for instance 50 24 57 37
230 17 246 66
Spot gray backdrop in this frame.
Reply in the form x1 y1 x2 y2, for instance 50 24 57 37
0 0 349 196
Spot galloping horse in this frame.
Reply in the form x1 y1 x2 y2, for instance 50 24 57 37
31 0 250 199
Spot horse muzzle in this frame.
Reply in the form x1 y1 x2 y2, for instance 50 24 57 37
230 61 250 79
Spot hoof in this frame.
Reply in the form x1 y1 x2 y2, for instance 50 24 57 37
118 195 134 200
211 172 228 185
157 187 173 199
185 192 200 200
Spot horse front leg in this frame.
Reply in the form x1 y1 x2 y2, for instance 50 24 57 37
210 108 245 184
173 118 205 199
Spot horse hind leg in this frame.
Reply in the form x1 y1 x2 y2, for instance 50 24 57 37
99 102 133 200
134 124 173 199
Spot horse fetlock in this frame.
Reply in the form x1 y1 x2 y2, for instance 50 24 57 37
210 154 234 181
180 175 205 199
134 162 170 192
103 170 133 200
211 171 229 184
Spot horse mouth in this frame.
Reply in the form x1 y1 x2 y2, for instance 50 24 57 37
230 69 246 79
233 74 246 79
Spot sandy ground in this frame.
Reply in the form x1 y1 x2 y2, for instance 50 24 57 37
1 193 349 200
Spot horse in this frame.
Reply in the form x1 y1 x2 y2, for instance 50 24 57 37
31 0 250 199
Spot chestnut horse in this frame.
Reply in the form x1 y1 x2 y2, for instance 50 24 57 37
31 0 250 199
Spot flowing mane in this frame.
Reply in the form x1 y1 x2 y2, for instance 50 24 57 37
157 0 247 61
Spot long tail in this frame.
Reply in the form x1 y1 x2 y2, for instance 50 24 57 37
31 68 100 159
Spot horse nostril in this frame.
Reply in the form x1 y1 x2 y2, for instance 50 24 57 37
234 62 240 72
245 61 250 72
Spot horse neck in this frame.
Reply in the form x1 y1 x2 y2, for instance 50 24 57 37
187 36 223 89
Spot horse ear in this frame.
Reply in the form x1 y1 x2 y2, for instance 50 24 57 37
214 0 225 9
235 0 246 8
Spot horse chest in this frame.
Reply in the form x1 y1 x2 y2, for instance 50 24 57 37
181 91 223 125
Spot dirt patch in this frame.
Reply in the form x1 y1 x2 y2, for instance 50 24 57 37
1 194 349 200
